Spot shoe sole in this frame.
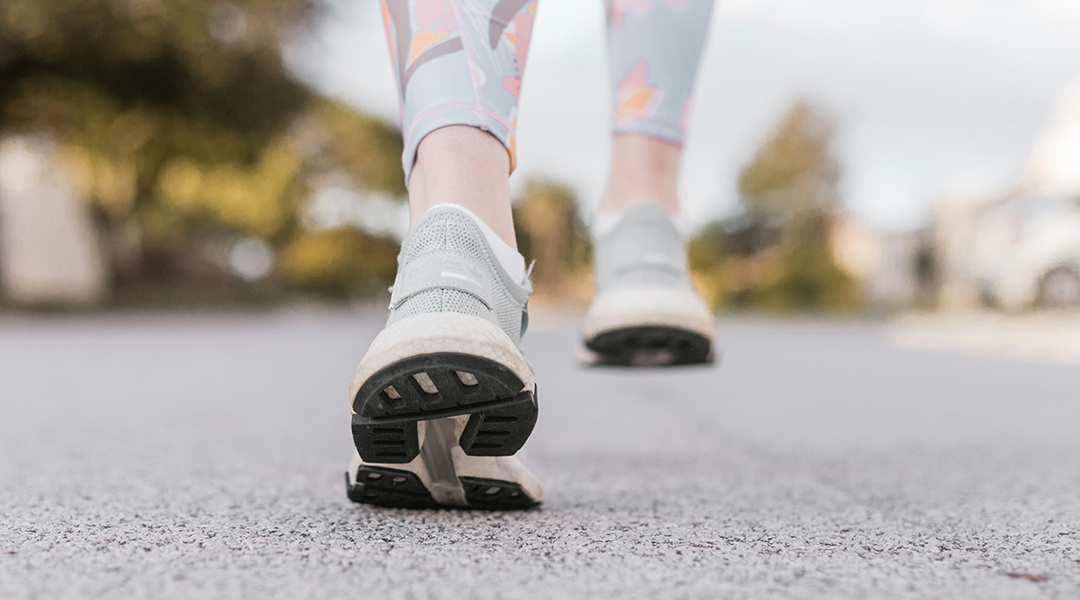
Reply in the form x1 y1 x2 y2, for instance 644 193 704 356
345 417 543 510
582 325 714 366
351 352 537 464
582 288 716 367
345 465 440 508
350 313 537 464
345 467 540 510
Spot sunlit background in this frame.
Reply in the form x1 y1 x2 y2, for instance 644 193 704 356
292 0 1080 230
3 5 1080 593
2 0 1080 322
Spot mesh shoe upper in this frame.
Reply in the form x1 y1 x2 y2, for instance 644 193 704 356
593 204 692 295
387 206 531 346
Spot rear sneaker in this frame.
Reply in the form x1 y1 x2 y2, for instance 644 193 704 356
581 204 715 367
346 203 543 509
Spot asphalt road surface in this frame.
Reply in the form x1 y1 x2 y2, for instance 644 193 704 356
2 309 1078 599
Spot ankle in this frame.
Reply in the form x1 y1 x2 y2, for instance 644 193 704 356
408 126 517 249
600 133 681 214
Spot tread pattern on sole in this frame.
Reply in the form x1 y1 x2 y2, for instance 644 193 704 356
585 325 713 367
345 466 439 509
459 476 540 510
352 352 537 463
344 468 541 511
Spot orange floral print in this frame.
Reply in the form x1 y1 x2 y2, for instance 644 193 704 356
615 60 660 124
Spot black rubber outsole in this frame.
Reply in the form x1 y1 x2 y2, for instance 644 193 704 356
346 466 540 511
584 325 714 367
345 466 438 509
352 352 537 464
459 476 539 509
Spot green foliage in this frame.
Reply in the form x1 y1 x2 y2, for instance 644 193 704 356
313 100 406 197
0 0 407 303
512 179 591 295
734 244 859 312
687 222 727 272
690 101 861 313
1 0 312 154
279 228 399 297
738 101 838 221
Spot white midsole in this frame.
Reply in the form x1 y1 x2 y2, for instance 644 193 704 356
349 313 534 413
450 449 545 504
582 287 716 340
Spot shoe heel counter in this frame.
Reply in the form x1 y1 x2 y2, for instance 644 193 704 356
596 206 689 292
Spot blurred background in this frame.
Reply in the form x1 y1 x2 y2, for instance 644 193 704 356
5 5 1080 593
2 0 1080 318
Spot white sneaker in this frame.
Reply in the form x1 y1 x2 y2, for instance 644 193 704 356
582 204 715 366
345 204 543 509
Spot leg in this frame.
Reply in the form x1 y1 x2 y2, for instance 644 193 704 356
408 126 515 248
383 0 537 248
601 0 714 215
581 0 717 367
602 133 682 214
345 0 544 510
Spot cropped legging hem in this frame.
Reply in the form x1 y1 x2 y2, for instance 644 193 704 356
383 0 712 188
403 103 515 182
612 121 685 146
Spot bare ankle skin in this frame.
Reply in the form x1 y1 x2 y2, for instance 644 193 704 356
600 133 683 215
407 125 517 250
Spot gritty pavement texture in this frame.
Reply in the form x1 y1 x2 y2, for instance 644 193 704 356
1 309 1079 599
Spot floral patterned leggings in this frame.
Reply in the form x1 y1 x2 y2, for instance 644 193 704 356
381 0 715 184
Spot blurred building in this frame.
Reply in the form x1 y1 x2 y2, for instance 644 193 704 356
0 136 111 306
828 216 925 308
1022 79 1080 197
932 77 1080 311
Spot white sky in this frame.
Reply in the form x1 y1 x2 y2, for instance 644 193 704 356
288 0 1080 232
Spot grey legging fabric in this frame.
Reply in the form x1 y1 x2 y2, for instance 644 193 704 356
381 0 715 184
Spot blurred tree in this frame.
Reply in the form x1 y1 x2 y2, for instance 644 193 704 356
312 100 407 197
0 0 313 171
512 179 592 298
738 101 839 231
747 241 859 311
689 100 859 312
687 222 727 273
686 221 728 309
0 0 406 303
279 227 398 297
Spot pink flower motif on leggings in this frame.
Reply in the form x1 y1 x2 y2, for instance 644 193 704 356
606 0 713 142
410 0 457 64
380 0 540 183
498 0 536 102
606 0 652 29
614 60 661 125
